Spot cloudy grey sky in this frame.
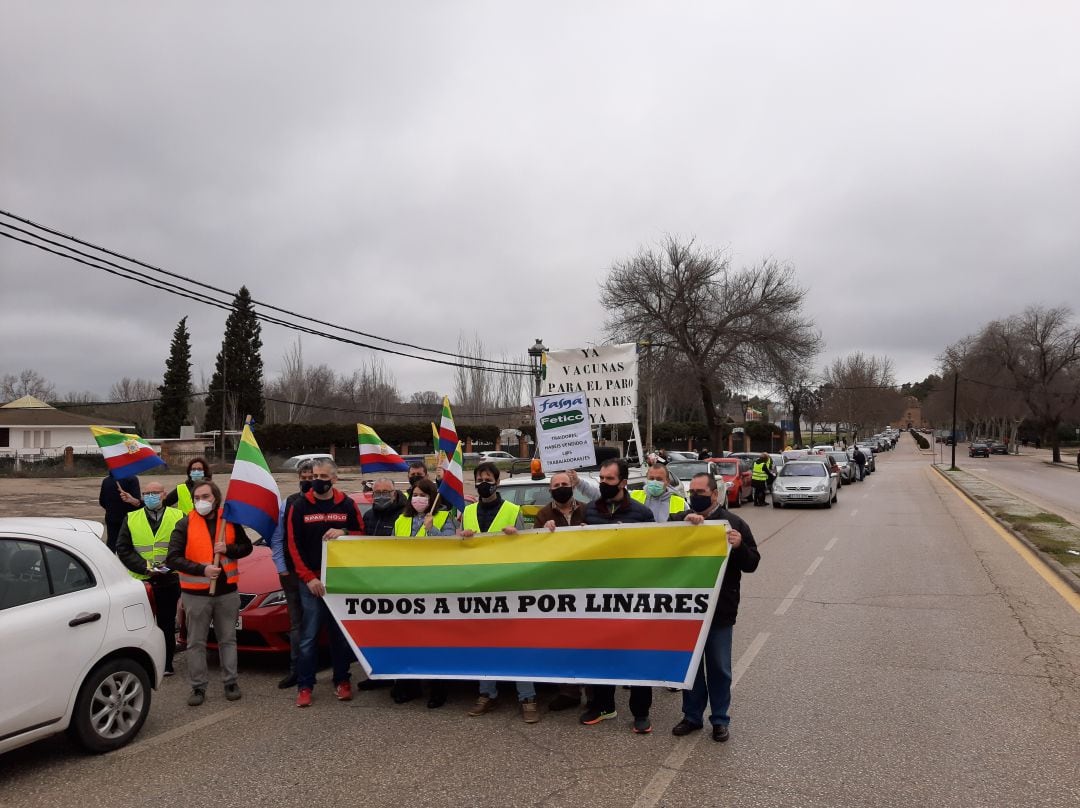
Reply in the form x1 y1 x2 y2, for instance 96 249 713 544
3 2 1079 405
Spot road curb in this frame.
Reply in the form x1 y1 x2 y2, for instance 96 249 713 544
931 464 1080 598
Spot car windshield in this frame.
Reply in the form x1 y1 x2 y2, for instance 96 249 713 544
499 483 589 507
827 452 849 463
713 461 739 476
666 462 710 481
781 463 827 478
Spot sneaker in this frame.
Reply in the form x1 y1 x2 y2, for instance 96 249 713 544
579 707 617 725
467 695 497 716
224 683 242 701
277 673 298 689
521 698 540 724
335 681 353 701
671 719 703 737
712 724 730 743
547 693 580 712
296 688 312 708
163 668 175 678
187 688 205 707
633 717 652 734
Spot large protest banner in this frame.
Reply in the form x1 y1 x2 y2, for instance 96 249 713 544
540 343 638 425
532 391 597 471
322 522 729 687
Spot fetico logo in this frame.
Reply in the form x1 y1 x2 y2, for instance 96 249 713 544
540 410 585 430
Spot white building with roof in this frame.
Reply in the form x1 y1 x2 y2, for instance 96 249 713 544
0 396 134 457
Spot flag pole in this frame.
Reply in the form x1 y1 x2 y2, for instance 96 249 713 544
208 414 249 595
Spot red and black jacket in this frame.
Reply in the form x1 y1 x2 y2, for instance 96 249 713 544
286 489 364 583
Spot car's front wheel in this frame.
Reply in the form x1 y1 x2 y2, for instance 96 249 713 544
68 657 152 753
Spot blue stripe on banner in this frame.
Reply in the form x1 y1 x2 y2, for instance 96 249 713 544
111 454 166 479
222 499 278 540
361 647 693 684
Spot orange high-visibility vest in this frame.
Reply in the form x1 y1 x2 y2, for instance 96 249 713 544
178 510 239 592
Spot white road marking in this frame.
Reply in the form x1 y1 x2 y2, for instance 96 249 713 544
804 556 825 577
116 705 244 758
774 583 803 615
632 631 770 808
824 535 840 552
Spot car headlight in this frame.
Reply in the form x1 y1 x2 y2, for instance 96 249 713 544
260 590 288 608
813 482 826 491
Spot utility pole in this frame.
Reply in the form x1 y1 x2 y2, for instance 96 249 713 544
950 370 958 470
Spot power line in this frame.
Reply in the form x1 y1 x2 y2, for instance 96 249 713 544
0 225 532 376
0 209 531 372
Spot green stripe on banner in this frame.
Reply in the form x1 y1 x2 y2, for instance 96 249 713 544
325 555 724 595
94 433 128 447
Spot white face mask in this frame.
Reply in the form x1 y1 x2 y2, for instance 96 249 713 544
194 500 214 516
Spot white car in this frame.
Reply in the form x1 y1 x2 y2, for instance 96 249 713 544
280 453 334 471
0 518 165 755
476 451 517 463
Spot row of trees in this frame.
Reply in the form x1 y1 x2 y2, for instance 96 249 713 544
923 306 1080 462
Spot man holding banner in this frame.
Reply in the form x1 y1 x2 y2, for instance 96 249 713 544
670 472 760 743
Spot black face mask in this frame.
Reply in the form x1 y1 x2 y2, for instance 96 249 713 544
408 475 424 486
299 480 313 494
476 481 497 499
372 493 395 511
690 494 713 513
598 482 622 501
311 479 333 495
550 486 574 504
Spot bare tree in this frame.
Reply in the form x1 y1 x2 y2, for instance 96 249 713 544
1 369 57 402
600 236 818 453
981 306 1080 462
821 353 901 441
108 378 158 434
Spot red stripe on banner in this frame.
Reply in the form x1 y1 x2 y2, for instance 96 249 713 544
438 427 457 441
226 479 279 518
343 617 703 653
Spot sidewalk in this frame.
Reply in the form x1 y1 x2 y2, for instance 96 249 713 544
933 464 1080 593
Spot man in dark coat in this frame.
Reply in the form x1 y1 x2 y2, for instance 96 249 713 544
98 472 141 552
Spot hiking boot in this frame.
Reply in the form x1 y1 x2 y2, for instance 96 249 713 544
548 693 580 711
187 688 205 707
296 688 313 708
335 681 353 701
467 695 497 716
712 724 730 742
521 698 540 723
671 719 702 737
633 716 652 734
579 707 617 725
224 683 241 701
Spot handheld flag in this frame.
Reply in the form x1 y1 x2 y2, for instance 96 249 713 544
437 441 465 512
222 423 281 541
91 426 166 478
438 396 458 458
431 422 449 470
358 424 409 473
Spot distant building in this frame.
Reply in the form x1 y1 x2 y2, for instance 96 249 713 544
0 396 133 456
892 396 927 430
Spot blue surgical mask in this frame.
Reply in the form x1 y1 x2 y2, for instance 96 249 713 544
643 481 665 498
142 494 162 510
189 469 205 481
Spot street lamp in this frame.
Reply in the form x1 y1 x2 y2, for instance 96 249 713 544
527 338 547 398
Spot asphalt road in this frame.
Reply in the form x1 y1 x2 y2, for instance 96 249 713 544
2 436 1079 807
946 444 1080 526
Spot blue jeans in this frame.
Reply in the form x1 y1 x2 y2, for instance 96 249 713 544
682 623 733 727
479 680 536 702
297 584 354 690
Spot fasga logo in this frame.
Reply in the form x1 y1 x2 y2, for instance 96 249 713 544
538 396 584 414
540 410 584 430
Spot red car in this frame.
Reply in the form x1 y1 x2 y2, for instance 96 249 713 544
709 458 752 508
179 491 376 653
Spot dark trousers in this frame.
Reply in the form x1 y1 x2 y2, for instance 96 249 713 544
752 480 768 505
589 684 652 718
280 572 303 674
104 517 126 553
297 584 355 690
150 574 180 671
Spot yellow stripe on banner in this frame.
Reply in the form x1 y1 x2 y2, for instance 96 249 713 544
326 522 728 569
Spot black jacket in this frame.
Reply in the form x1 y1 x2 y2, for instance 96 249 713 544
99 474 141 523
584 494 656 525
363 492 407 536
287 489 364 583
670 504 760 627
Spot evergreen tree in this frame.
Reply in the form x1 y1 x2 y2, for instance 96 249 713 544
204 286 265 433
153 317 192 437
